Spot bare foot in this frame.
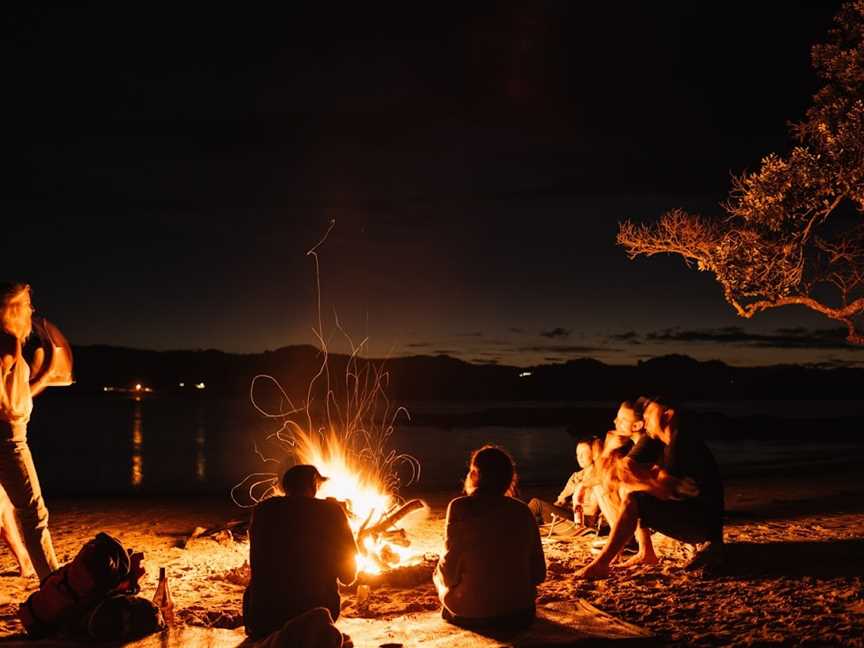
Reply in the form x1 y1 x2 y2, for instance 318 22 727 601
618 552 660 569
574 559 610 580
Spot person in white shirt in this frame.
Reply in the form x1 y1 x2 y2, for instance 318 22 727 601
0 282 60 580
527 437 601 529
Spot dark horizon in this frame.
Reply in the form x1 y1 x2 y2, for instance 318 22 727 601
66 339 864 371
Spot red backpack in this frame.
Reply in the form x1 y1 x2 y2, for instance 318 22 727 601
19 532 145 638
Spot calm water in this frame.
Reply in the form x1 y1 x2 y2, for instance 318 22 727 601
23 393 864 496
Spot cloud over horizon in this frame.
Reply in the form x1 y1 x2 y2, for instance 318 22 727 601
539 327 571 339
609 326 862 351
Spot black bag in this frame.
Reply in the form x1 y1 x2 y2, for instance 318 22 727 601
20 532 145 638
87 594 165 641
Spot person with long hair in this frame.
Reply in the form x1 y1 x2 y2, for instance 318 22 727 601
433 445 546 631
0 282 60 580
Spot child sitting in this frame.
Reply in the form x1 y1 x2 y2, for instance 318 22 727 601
528 437 601 530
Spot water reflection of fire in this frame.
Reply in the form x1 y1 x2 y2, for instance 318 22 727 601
292 428 425 576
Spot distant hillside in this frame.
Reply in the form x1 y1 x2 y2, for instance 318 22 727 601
65 345 863 402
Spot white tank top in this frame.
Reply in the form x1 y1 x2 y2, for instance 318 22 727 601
0 353 33 427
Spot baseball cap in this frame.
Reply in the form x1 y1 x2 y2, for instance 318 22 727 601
281 464 328 494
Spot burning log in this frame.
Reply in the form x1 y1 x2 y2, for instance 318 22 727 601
357 499 424 543
379 528 410 547
353 554 439 589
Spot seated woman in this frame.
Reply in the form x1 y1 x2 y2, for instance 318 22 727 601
434 445 546 631
527 437 601 530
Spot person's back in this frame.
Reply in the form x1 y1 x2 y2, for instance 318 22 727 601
244 470 357 639
439 494 544 620
435 445 545 630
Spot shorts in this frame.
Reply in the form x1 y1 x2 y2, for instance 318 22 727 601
632 493 722 544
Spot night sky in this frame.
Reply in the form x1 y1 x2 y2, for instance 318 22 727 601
5 1 860 367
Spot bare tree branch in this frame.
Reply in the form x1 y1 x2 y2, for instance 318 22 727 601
617 1 864 346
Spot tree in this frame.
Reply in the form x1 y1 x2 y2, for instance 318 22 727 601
617 1 864 344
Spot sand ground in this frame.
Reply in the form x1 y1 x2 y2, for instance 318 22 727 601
1 464 863 647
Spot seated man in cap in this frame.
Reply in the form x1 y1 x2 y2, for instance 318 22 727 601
243 464 358 641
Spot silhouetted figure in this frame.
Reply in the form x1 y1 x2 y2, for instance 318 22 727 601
243 464 357 640
434 445 546 631
0 282 60 580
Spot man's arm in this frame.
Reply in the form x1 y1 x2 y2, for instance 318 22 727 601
332 505 358 586
615 458 698 500
556 471 580 505
29 344 72 397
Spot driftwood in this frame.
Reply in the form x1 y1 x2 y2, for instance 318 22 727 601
358 499 424 542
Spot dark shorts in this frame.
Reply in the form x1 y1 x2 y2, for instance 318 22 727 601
632 493 722 544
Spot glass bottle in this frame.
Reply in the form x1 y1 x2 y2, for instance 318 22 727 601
152 566 175 625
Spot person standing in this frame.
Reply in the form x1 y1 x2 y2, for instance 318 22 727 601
0 282 60 580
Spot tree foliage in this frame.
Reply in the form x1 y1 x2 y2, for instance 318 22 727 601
618 0 864 344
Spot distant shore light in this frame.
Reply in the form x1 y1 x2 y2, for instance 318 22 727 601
135 383 142 391
195 382 206 390
179 382 185 387
519 371 532 378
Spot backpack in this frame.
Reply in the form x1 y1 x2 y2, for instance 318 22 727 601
19 532 144 638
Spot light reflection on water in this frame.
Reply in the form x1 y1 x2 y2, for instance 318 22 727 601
131 398 143 488
195 404 206 482
25 394 864 495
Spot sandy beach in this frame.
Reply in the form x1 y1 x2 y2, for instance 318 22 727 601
1 462 863 647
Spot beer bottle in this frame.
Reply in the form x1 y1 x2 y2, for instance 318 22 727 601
152 566 175 625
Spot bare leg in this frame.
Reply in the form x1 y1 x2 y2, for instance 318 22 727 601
593 485 620 529
0 494 34 578
576 492 640 579
0 438 59 580
618 524 659 568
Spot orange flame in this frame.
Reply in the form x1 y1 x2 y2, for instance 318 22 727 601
292 427 421 575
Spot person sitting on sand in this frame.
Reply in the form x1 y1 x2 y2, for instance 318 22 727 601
434 445 546 631
0 484 35 577
527 437 601 529
243 464 358 642
577 398 724 579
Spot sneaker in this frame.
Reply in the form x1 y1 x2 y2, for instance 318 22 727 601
684 540 725 572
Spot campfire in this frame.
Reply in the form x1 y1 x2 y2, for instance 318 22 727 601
291 428 435 587
231 222 436 588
